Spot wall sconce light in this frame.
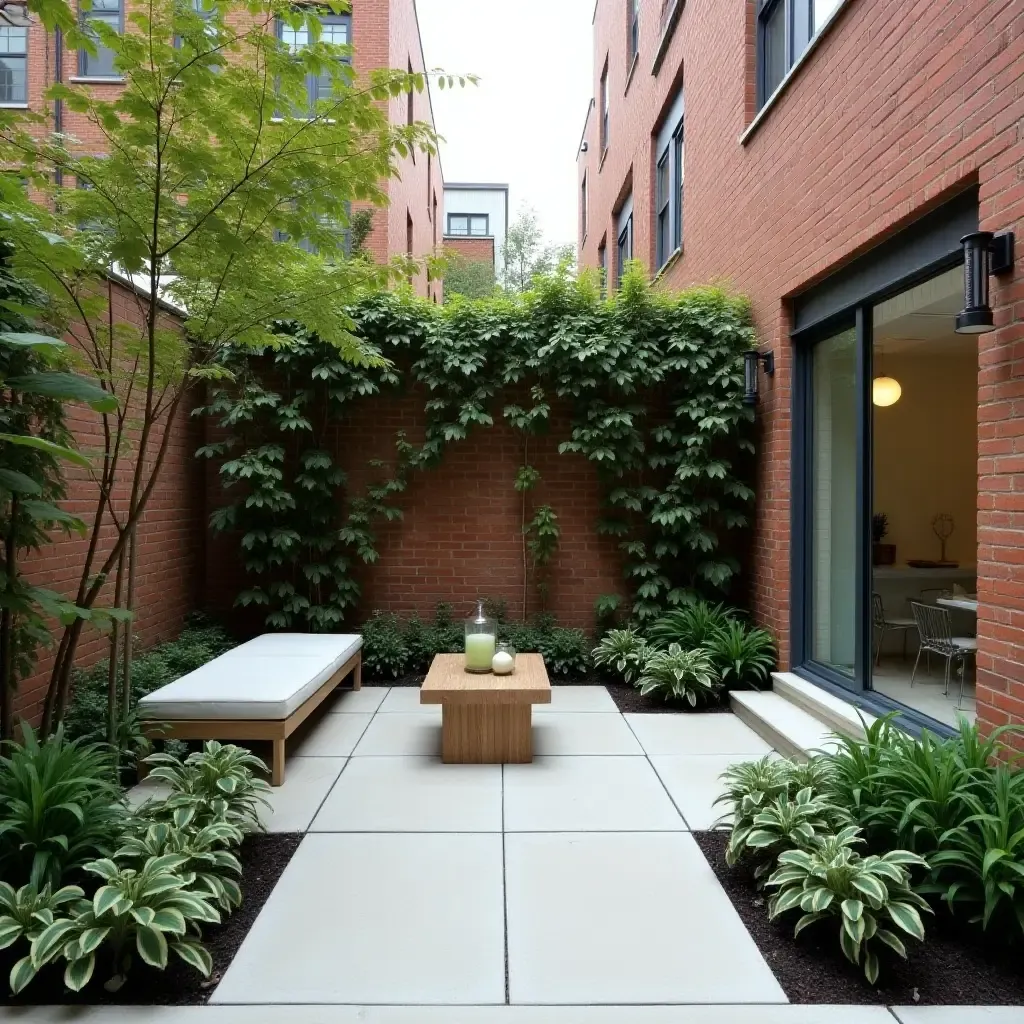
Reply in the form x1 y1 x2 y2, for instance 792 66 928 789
743 350 774 406
955 231 1015 335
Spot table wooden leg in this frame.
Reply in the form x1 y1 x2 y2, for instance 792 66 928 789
441 704 532 763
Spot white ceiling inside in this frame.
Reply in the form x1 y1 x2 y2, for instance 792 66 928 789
873 267 976 354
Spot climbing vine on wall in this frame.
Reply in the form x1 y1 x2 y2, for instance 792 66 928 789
197 266 757 630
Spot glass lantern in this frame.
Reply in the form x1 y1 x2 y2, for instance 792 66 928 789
492 643 516 676
464 600 496 673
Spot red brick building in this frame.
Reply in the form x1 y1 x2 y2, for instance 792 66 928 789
2 0 442 298
576 0 1024 734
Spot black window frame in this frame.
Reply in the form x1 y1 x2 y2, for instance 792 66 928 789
581 172 588 242
655 149 670 269
615 213 632 290
446 213 489 237
0 22 28 105
654 99 684 272
276 10 352 116
79 0 124 79
597 239 607 296
757 0 842 108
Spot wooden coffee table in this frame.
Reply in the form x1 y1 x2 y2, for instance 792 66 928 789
419 653 551 763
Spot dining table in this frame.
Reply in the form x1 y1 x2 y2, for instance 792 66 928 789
936 595 979 613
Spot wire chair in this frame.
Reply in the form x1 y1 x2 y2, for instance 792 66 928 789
872 592 917 666
909 601 977 709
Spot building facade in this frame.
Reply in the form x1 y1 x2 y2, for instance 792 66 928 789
443 182 509 275
576 0 1024 736
0 0 442 298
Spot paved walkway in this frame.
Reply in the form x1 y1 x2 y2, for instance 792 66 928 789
64 687 1017 1023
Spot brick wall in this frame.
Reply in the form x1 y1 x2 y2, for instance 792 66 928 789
16 279 204 723
577 0 1024 727
443 235 496 267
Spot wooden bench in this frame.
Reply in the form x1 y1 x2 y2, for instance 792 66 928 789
419 653 551 763
139 633 362 786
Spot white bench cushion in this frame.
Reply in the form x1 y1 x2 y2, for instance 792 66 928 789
139 633 362 721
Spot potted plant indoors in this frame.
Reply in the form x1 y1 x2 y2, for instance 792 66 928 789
872 512 896 566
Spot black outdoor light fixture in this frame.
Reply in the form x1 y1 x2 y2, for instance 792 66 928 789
743 349 775 406
955 231 1015 335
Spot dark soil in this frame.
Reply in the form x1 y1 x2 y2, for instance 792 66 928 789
364 673 732 714
694 829 1024 1005
2 832 302 1006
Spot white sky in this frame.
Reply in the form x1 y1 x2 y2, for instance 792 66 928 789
416 0 595 250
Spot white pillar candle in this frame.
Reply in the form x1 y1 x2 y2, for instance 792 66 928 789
492 651 515 675
465 632 496 672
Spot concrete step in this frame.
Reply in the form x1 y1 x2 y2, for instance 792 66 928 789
729 690 840 761
770 672 875 740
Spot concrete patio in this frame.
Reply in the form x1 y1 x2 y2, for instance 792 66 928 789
86 686 1017 1023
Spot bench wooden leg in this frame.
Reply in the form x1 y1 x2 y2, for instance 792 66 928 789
271 738 286 787
352 656 362 690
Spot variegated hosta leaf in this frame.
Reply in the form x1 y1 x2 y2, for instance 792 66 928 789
136 925 169 969
887 901 925 940
172 939 213 977
838 920 861 964
863 949 880 985
64 954 95 992
874 927 907 958
840 899 863 922
9 955 37 994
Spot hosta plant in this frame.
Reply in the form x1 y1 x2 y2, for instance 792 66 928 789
705 619 775 689
784 756 836 797
142 741 272 831
635 644 720 706
767 828 930 984
591 628 651 684
0 881 84 990
0 724 124 890
116 820 244 914
26 855 219 994
923 765 1024 937
726 787 836 878
713 755 791 830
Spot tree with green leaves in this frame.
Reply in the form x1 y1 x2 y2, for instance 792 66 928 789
501 207 575 294
0 0 460 734
0 255 116 741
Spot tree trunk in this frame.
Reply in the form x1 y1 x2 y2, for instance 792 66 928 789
0 496 18 741
121 524 137 723
106 542 126 747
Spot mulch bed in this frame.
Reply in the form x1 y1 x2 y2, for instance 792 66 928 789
694 829 1024 1005
365 673 732 714
2 832 302 1006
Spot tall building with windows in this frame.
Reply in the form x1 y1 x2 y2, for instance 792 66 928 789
0 0 442 299
576 0 1024 739
443 182 509 278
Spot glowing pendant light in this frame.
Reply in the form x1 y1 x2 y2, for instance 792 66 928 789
872 375 902 407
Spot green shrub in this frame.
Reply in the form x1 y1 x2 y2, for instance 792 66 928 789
0 724 125 890
647 601 735 649
141 741 272 832
766 828 929 984
0 881 84 980
704 619 776 689
26 854 219 994
636 644 719 706
923 765 1024 938
592 627 651 684
361 611 411 679
63 613 235 754
535 627 590 679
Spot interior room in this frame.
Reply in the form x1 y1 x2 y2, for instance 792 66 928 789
870 267 979 727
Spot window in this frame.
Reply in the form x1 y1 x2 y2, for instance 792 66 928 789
432 191 438 248
628 0 640 65
79 0 122 78
0 25 27 104
427 155 432 215
654 87 684 270
597 240 607 296
757 0 843 106
407 59 414 125
615 196 632 290
447 213 489 237
406 211 414 283
600 62 609 154
580 173 588 242
278 12 351 113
